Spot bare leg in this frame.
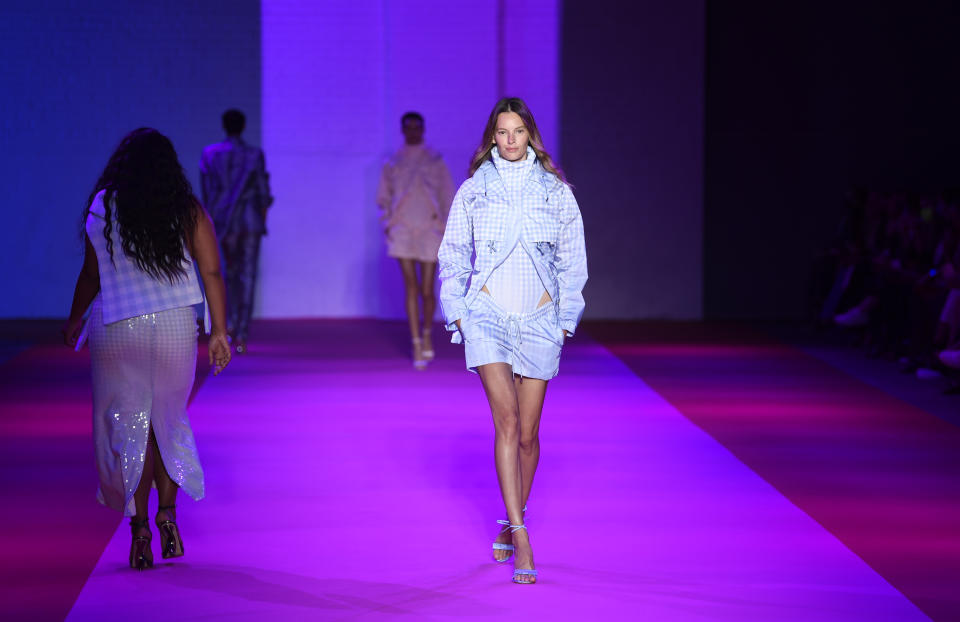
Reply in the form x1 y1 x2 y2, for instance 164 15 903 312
132 430 156 526
398 258 425 365
478 363 536 582
150 429 185 558
493 375 547 562
420 261 437 356
516 376 547 507
397 258 421 339
151 430 178 522
129 429 155 567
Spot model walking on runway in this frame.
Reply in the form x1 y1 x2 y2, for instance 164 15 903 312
438 97 588 583
377 112 455 369
200 109 273 354
63 128 231 570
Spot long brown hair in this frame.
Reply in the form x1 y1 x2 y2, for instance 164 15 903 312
83 128 198 283
468 97 566 182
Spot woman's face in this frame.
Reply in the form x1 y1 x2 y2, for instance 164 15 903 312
493 112 529 161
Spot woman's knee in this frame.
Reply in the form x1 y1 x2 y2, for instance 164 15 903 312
491 406 520 435
519 430 539 452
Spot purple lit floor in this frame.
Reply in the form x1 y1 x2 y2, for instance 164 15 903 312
3 320 956 621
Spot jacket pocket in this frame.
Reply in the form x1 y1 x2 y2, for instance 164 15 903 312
536 309 565 347
525 206 561 244
473 208 507 242
472 208 507 267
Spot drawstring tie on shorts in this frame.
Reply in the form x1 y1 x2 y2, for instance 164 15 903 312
503 314 525 381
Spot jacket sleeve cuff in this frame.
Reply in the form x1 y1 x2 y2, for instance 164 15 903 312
559 319 577 337
444 307 467 332
440 295 468 332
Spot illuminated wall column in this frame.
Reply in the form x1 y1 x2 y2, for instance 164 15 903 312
501 0 560 163
260 2 388 317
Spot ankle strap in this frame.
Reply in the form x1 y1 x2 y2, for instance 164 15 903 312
496 520 527 533
130 517 150 528
157 505 176 511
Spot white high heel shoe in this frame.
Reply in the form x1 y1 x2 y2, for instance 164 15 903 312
412 337 427 370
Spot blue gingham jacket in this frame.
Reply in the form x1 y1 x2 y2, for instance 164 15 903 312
438 157 587 339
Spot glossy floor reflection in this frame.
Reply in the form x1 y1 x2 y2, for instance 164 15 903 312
51 321 926 621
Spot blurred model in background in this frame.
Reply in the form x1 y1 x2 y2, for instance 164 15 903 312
377 112 455 369
200 109 273 354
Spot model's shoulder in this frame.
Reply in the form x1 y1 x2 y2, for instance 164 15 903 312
534 162 569 194
472 160 497 179
456 175 478 193
534 160 560 183
454 170 487 197
383 149 405 168
423 146 446 162
202 141 231 157
465 162 496 186
236 140 264 158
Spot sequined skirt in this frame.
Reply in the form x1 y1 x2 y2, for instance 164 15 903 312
88 298 205 516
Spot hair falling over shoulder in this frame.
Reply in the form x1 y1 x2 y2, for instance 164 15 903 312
83 128 199 283
468 97 567 183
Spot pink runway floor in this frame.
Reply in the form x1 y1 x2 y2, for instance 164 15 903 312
1 320 947 620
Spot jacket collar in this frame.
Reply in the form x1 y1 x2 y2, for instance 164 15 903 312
478 153 553 197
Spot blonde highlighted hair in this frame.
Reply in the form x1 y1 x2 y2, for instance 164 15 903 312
468 97 566 183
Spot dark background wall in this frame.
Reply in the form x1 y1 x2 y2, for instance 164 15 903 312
0 1 260 318
11 2 958 321
561 1 705 320
705 1 960 319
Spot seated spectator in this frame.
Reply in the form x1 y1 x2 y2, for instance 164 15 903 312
819 188 959 394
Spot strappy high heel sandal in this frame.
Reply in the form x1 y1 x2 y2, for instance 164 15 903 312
129 517 153 570
412 337 427 370
492 505 527 562
492 520 515 562
155 505 184 559
421 328 435 361
500 522 537 584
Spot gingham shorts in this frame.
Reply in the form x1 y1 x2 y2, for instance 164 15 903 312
462 292 565 381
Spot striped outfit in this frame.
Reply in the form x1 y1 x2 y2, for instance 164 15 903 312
438 147 588 380
200 136 272 343
85 190 206 516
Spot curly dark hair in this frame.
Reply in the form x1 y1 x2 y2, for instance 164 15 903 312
84 128 198 283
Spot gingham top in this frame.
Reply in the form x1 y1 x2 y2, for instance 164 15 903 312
484 146 545 313
439 148 588 339
86 190 205 325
